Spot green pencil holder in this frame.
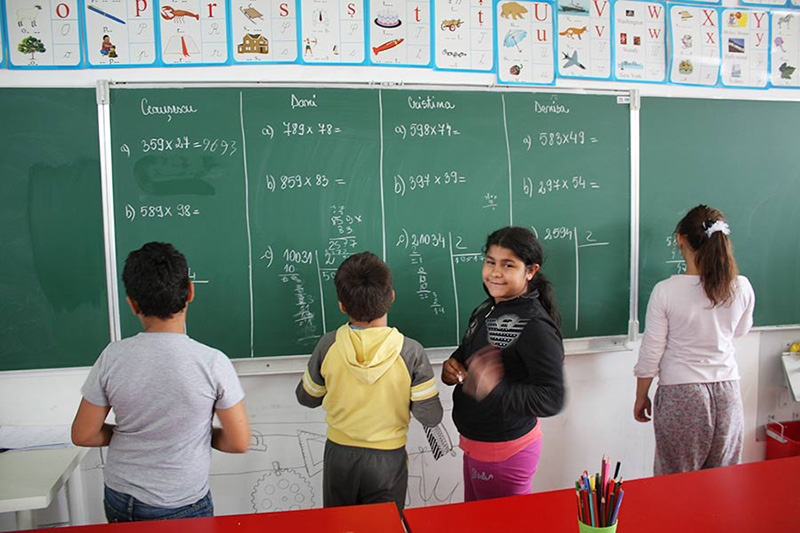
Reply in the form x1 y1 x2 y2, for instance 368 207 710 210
578 520 617 533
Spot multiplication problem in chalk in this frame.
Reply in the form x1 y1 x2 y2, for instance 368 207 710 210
128 137 238 156
124 204 200 221
522 130 598 150
394 123 460 139
521 175 600 198
393 171 467 196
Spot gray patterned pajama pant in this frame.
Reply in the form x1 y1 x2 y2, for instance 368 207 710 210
653 380 743 476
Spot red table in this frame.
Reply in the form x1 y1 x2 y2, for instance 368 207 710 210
403 456 800 532
23 502 404 532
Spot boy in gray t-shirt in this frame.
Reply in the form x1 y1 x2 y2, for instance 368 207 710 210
72 242 250 522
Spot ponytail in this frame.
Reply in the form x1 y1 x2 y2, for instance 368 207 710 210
676 205 739 306
484 226 562 328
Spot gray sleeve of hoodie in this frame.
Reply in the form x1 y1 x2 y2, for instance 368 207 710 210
401 338 444 427
296 332 337 408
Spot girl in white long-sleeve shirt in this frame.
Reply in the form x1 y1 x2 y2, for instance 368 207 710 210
634 205 755 475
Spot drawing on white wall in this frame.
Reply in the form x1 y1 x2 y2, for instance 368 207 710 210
78 417 460 514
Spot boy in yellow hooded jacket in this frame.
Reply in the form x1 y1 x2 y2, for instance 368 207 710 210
296 252 443 510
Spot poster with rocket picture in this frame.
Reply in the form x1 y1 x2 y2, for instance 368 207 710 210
158 0 230 65
83 0 158 67
368 0 431 66
299 0 366 64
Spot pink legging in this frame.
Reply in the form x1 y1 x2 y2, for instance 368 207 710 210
462 439 543 502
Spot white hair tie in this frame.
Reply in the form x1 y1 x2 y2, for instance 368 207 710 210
705 220 730 238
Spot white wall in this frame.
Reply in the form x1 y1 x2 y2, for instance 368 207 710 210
4 328 799 531
2 11 800 527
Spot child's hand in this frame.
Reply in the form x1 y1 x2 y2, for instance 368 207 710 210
442 358 468 386
634 395 652 422
463 346 504 402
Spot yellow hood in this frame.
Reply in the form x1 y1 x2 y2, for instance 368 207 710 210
335 325 404 385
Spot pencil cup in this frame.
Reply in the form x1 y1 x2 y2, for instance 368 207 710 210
578 520 617 533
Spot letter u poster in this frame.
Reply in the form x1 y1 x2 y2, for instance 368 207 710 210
496 0 555 84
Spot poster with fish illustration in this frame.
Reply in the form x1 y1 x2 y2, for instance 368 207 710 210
495 0 555 85
720 9 768 88
157 0 230 65
83 0 158 67
556 0 611 79
5 0 82 68
668 5 720 86
433 0 493 71
232 0 300 64
299 0 366 64
368 0 431 66
613 1 665 82
771 11 800 87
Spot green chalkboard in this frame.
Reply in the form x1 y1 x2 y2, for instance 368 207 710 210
640 97 800 328
110 87 632 359
0 89 109 371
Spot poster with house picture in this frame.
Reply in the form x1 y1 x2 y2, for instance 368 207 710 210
555 0 611 79
771 11 800 87
158 0 230 66
668 4 720 86
720 9 768 88
433 0 494 71
83 0 158 68
299 0 366 64
5 0 82 68
232 0 299 64
613 1 666 82
495 0 555 85
368 0 431 67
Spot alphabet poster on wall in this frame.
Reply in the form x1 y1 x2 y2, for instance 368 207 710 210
740 0 786 7
613 1 665 82
793 0 800 6
231 0 299 64
720 9 768 88
158 0 229 65
5 0 81 68
299 0 366 64
496 0 554 84
83 0 157 67
0 8 5 67
771 11 799 87
368 0 431 66
668 5 720 86
434 0 493 71
556 0 611 79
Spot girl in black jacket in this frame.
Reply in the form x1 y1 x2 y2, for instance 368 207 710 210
442 226 565 501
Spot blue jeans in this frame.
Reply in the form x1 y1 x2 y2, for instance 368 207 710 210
104 486 213 523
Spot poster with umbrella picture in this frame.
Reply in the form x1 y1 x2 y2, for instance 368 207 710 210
503 29 528 52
